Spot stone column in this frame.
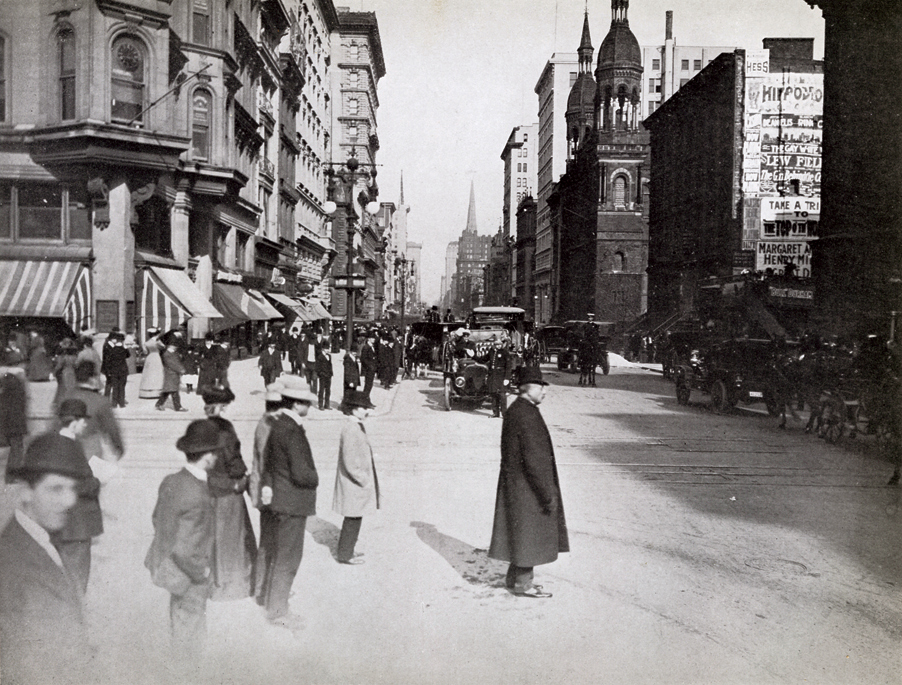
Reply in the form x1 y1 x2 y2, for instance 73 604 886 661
171 189 191 267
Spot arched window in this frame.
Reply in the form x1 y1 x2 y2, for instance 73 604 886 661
58 27 76 120
191 89 212 160
0 35 7 122
111 36 146 124
613 252 625 272
613 175 627 208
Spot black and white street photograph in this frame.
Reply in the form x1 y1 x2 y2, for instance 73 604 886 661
0 0 899 683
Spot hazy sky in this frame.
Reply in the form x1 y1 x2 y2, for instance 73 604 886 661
344 0 825 303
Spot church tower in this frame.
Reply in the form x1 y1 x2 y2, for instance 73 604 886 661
566 11 597 159
595 0 643 132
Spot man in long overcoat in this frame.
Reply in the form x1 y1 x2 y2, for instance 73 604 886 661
156 342 187 411
258 380 318 630
488 366 568 598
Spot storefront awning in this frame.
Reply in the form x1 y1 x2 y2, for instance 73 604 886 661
246 289 285 320
304 298 333 320
212 283 282 326
263 292 313 322
0 260 92 332
142 267 222 335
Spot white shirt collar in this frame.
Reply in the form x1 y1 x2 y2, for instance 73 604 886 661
15 509 65 568
184 463 208 482
282 408 305 426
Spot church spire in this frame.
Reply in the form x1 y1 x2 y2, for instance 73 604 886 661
578 10 593 75
465 181 477 234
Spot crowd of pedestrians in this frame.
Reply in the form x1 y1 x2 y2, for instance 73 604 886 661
0 320 567 681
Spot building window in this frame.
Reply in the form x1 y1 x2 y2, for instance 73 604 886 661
215 225 229 266
680 78 689 87
18 184 63 240
613 252 625 272
191 89 212 160
111 36 146 124
0 36 6 122
693 59 702 71
681 59 689 71
612 176 627 208
349 43 359 60
647 101 656 114
348 98 358 115
68 186 91 240
0 183 10 239
192 0 211 46
523 134 528 142
651 58 660 70
648 78 661 94
58 27 76 121
348 124 358 139
517 163 522 172
522 163 527 173
349 70 359 87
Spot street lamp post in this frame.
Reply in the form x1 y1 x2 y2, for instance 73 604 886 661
324 155 379 353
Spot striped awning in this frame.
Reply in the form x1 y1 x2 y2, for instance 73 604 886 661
142 267 222 335
212 283 282 324
0 260 91 330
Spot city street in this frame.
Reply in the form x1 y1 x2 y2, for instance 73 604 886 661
3 355 901 685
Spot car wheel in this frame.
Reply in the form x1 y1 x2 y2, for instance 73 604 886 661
710 379 733 414
443 378 452 411
676 381 690 406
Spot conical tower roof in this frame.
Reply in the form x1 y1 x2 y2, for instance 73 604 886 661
568 11 597 117
465 181 478 233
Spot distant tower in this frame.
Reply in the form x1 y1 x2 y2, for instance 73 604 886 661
595 0 643 132
566 11 597 159
465 180 478 234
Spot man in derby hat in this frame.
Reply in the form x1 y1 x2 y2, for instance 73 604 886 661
145 419 224 672
257 376 319 630
360 331 378 401
49 399 104 594
488 366 569 598
0 431 94 683
333 391 379 565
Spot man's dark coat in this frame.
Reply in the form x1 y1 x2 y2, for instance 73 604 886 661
489 396 569 567
262 413 318 516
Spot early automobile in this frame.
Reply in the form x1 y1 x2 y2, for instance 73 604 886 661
536 325 566 363
556 320 613 375
672 337 784 415
441 307 524 411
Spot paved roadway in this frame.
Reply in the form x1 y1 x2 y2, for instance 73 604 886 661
3 354 900 685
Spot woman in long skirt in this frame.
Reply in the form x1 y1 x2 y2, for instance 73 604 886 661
202 385 257 600
138 327 165 399
52 338 78 408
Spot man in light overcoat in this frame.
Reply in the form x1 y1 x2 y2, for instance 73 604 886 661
488 366 568 598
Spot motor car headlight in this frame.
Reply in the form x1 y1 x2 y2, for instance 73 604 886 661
454 376 466 388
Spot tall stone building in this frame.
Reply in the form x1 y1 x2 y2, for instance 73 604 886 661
803 0 901 338
644 39 823 334
327 8 385 323
454 183 492 314
533 52 578 324
499 123 538 301
552 3 650 324
0 0 373 344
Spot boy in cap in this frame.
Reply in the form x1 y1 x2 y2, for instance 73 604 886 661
51 399 104 594
0 432 93 683
145 420 223 671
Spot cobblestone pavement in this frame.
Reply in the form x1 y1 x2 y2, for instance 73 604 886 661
2 355 900 685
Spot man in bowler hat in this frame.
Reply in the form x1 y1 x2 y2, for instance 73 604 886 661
145 419 224 671
0 432 93 683
488 366 568 598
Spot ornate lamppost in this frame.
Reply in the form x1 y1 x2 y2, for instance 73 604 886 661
324 156 379 352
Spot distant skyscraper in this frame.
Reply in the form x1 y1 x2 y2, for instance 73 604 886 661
455 183 492 313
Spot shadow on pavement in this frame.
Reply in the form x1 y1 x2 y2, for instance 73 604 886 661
306 517 340 558
410 521 507 587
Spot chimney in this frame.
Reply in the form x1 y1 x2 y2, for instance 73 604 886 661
665 11 673 41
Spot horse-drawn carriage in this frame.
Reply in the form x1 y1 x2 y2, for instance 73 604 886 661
556 320 612 380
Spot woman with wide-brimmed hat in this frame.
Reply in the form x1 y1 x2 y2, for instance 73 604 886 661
332 390 380 565
201 385 257 601
52 338 79 409
139 327 165 399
